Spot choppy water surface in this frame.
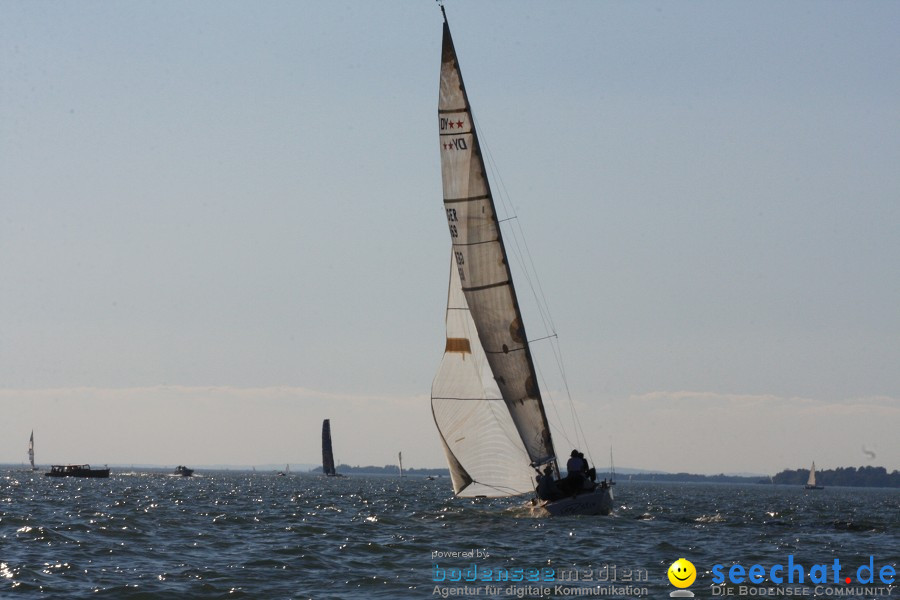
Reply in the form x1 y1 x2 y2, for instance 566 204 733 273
1 470 897 598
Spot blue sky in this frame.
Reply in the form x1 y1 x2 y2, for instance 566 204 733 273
2 1 898 474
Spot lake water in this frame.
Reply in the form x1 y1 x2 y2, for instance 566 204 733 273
1 470 897 598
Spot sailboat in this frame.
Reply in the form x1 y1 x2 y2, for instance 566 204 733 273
805 461 824 490
431 7 613 516
398 451 405 477
321 419 345 477
28 430 37 471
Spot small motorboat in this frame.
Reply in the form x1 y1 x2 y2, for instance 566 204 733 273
174 465 194 477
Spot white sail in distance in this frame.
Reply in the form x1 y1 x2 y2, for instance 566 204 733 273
28 431 35 470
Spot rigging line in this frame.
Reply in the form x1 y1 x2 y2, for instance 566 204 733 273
523 323 569 450
474 115 555 342
513 212 559 335
475 115 578 449
477 123 572 376
475 118 556 338
477 113 560 340
534 329 593 466
473 114 596 464
542 333 578 440
533 357 577 453
528 333 558 345
475 117 595 462
466 480 530 497
554 337 595 467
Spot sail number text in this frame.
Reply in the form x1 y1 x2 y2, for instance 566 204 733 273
446 208 465 281
454 251 465 282
440 118 469 151
446 208 458 238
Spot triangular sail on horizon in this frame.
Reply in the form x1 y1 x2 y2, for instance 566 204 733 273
432 256 537 497
434 12 556 483
807 461 816 487
322 419 336 476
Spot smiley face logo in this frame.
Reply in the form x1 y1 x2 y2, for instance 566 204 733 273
668 558 696 588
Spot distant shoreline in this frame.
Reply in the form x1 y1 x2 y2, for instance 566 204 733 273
6 464 897 488
316 464 900 488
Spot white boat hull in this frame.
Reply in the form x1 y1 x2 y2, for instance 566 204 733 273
540 487 614 516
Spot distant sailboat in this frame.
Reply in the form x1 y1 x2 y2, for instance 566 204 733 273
607 447 617 487
398 451 405 477
431 6 612 516
28 431 37 471
322 419 344 477
805 461 824 490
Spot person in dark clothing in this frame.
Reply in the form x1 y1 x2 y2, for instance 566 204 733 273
565 450 585 494
536 465 561 501
578 451 597 482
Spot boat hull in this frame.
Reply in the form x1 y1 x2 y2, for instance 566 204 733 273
540 487 614 516
805 485 824 490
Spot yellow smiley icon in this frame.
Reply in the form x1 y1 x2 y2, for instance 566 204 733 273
668 558 697 588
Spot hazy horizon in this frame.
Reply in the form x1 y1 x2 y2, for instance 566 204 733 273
10 459 891 479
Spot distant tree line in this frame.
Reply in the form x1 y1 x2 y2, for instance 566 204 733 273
310 464 450 477
772 465 899 488
624 466 899 487
307 464 900 487
623 473 763 484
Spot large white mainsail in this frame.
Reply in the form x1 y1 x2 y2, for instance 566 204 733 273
807 461 816 487
432 8 557 497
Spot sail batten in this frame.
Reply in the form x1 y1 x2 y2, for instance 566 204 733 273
443 195 491 204
462 281 511 293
